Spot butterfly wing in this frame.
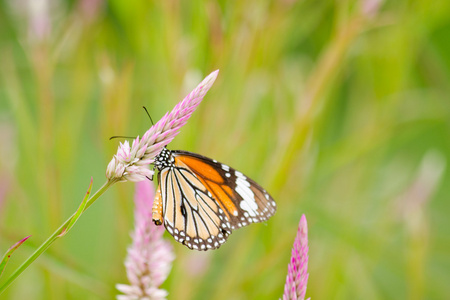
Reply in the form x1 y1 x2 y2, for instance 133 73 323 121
158 161 232 251
172 151 276 228
157 150 276 250
157 150 276 251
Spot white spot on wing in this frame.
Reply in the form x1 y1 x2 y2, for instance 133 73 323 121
235 171 246 179
240 199 258 217
234 171 262 218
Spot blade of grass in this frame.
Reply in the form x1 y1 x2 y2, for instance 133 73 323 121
58 178 93 237
0 236 31 279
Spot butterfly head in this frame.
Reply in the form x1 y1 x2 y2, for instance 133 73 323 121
154 147 175 171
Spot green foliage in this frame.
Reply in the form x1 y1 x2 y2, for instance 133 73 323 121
1 0 450 299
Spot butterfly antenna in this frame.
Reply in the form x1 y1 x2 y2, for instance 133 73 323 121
142 106 155 125
142 106 154 125
109 135 135 140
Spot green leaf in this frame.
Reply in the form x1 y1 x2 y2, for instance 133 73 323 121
0 236 31 279
58 178 93 237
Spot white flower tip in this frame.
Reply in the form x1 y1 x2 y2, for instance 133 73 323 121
299 214 308 234
106 156 118 179
211 69 219 76
201 70 219 88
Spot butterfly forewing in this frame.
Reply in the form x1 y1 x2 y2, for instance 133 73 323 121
172 151 277 230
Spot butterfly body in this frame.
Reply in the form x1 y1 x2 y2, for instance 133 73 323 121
153 148 276 251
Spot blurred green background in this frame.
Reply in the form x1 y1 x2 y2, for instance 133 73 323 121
1 0 450 299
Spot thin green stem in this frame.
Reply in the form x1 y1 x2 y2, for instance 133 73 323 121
0 180 115 294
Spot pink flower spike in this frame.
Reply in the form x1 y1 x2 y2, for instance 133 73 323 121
282 214 309 300
106 70 219 183
116 180 175 300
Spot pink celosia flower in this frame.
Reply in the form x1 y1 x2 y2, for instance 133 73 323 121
106 70 219 183
282 214 309 300
116 180 175 300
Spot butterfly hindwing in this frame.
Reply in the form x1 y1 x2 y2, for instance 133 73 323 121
158 161 232 250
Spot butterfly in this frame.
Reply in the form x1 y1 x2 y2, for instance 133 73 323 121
151 147 277 251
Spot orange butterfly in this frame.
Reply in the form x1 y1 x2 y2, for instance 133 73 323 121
152 148 277 251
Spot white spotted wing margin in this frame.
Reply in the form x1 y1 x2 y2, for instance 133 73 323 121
171 151 277 232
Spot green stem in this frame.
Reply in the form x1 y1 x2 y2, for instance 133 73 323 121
0 180 115 294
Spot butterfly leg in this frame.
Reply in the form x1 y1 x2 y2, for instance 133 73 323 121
146 165 158 181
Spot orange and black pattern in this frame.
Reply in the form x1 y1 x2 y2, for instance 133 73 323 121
152 148 276 251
